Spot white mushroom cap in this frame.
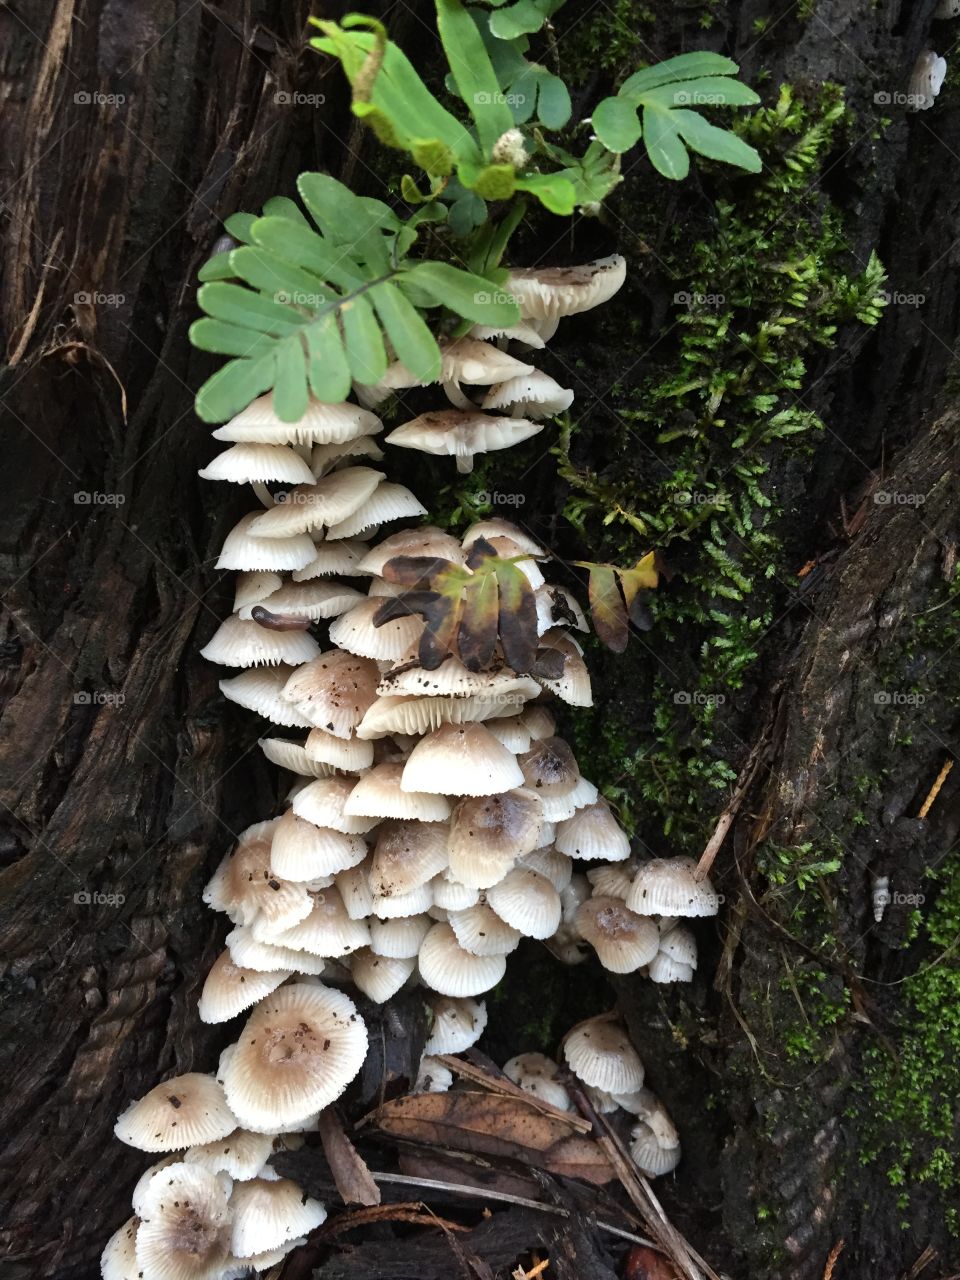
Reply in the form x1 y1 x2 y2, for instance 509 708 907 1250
506 255 627 338
326 481 428 540
311 435 384 475
131 1158 179 1219
230 1176 327 1257
448 903 522 956
216 513 316 573
555 800 631 861
586 859 638 900
268 811 368 882
336 859 376 920
293 538 370 581
379 655 538 702
200 616 320 669
356 691 520 739
292 776 379 834
560 873 591 924
418 923 507 996
219 667 313 728
247 468 385 538
385 410 542 474
302 727 374 770
562 1017 644 1093
517 845 573 892
350 948 416 1002
368 912 433 958
238 580 365 622
135 1163 233 1280
503 1053 572 1111
266 888 372 956
630 1122 682 1176
280 650 380 737
370 881 435 919
647 952 696 984
360 338 535 405
486 867 561 939
221 983 368 1131
328 598 423 662
115 1074 238 1153
234 572 284 613
345 762 451 821
520 704 557 739
198 951 291 1024
575 897 660 973
468 320 546 349
482 372 574 419
225 926 327 976
413 1055 454 1093
519 737 580 798
533 641 593 708
448 789 544 888
909 50 948 110
203 819 311 932
423 994 488 1054
401 722 523 797
462 519 546 557
370 819 449 896
484 715 532 754
214 396 381 446
259 737 334 778
357 526 466 575
184 1128 276 1181
625 857 719 917
199 443 315 485
431 869 483 910
101 1216 139 1280
659 921 698 967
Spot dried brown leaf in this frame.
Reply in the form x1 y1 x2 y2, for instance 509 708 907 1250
316 1108 381 1206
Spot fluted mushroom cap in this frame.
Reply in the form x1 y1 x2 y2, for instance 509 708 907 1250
326 481 427 539
135 1163 233 1280
625 856 719 918
345 762 451 821
448 788 544 888
184 1128 276 1181
402 722 523 797
369 820 449 897
266 887 371 957
311 435 384 474
238 579 364 622
555 800 631 861
350 948 417 1003
423 994 488 1054
259 737 334 778
268 811 368 883
517 845 572 892
292 776 379 835
414 1055 454 1093
200 615 321 669
562 1016 644 1093
115 1074 237 1153
357 526 466 575
225 926 327 976
586 859 638 900
203 820 311 932
101 1216 139 1280
533 634 593 708
431 869 482 910
368 912 433 958
482 372 574 419
229 1176 327 1257
293 538 369 580
233 571 284 613
503 1053 572 1111
462 518 546 557
630 1122 682 1176
219 667 313 728
302 727 373 770
385 410 542 474
280 650 380 738
328 597 422 661
221 983 368 1131
198 950 291 1024
448 903 521 956
418 923 507 996
379 654 538 702
199 443 314 485
506 255 627 327
486 867 561 939
213 395 381 446
575 897 660 973
216 513 317 573
247 467 384 538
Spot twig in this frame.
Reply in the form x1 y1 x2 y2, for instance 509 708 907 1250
822 1239 844 1280
696 728 771 879
314 1201 469 1240
918 759 953 820
367 1171 657 1249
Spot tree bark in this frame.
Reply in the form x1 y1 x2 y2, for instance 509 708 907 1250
1 2 958 1279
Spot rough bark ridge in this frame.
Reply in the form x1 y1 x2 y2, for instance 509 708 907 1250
1 1 958 1279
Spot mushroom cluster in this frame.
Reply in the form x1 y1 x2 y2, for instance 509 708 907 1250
105 253 713 1276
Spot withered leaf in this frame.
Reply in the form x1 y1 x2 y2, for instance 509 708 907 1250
372 1091 610 1180
618 552 659 609
532 647 566 681
543 1134 616 1186
586 563 628 653
496 560 537 674
316 1108 381 1207
458 572 499 672
382 554 464 587
624 1246 681 1280
464 535 499 571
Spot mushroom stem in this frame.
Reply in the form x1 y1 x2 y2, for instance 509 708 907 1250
442 379 477 411
455 453 474 475
251 480 275 508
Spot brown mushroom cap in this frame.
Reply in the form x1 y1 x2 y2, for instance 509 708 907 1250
134 1163 233 1280
280 649 380 738
575 896 660 973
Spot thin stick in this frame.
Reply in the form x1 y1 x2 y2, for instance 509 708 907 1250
918 759 953 820
435 1053 593 1133
696 734 767 879
367 1171 657 1249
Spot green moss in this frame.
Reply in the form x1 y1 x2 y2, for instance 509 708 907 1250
853 854 960 1217
556 0 655 80
555 83 886 849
